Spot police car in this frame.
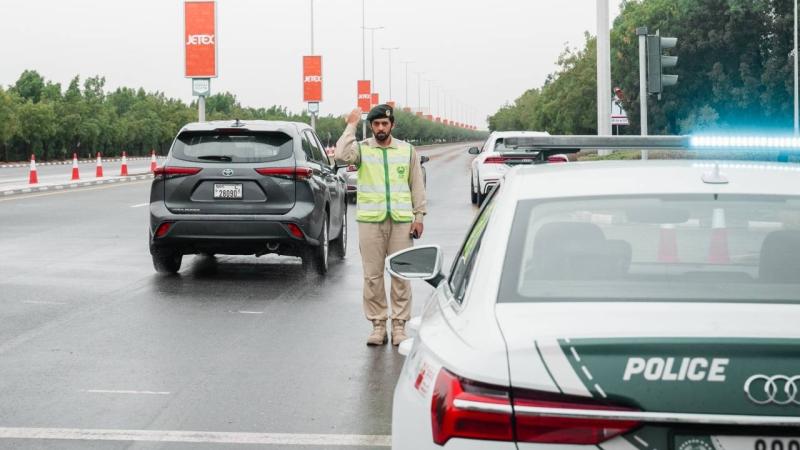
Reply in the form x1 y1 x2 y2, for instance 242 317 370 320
388 136 800 449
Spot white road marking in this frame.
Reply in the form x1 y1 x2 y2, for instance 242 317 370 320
237 311 264 315
130 203 149 208
0 427 392 447
83 390 170 395
22 301 66 306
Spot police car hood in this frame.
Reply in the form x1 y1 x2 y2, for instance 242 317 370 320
495 301 800 417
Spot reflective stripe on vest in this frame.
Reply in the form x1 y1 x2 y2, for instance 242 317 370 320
356 143 414 223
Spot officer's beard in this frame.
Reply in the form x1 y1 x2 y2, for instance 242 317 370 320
375 131 389 142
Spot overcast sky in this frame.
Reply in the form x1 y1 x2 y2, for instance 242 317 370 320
0 0 621 128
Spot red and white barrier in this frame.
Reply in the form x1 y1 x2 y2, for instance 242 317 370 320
657 224 679 263
71 153 80 180
150 150 157 172
708 208 730 264
28 154 38 184
95 152 103 178
120 151 129 176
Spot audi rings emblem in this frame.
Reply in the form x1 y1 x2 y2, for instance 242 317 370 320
744 374 800 405
221 169 234 177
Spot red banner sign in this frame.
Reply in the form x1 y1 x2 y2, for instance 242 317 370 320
357 80 371 111
371 93 379 107
184 1 217 78
303 56 323 102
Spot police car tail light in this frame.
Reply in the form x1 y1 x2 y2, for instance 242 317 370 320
154 166 202 179
512 390 640 444
430 368 513 445
483 156 509 164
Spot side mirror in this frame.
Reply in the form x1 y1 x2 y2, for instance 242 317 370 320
420 155 430 164
468 147 480 155
386 245 445 288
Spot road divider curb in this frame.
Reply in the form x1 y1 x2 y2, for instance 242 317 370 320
1 174 154 197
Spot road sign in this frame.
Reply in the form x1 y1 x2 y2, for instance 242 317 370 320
611 98 629 126
308 102 319 114
184 1 217 78
371 93 379 107
303 56 323 102
357 80 371 111
192 78 211 97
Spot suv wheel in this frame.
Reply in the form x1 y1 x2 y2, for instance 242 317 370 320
152 250 182 274
331 206 347 259
303 216 329 275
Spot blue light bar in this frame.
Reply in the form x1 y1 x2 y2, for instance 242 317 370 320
690 136 800 149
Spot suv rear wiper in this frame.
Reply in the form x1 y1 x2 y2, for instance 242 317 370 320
197 155 233 161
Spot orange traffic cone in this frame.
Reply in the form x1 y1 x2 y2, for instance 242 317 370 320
28 154 38 184
657 224 679 263
708 208 730 264
95 152 103 178
149 150 157 172
120 151 128 176
71 153 80 180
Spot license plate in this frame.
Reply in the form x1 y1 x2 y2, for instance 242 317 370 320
675 435 800 450
213 183 242 199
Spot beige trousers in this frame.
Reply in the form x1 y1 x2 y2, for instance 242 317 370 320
358 220 413 322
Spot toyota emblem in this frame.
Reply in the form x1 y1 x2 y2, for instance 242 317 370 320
744 374 800 405
221 169 234 177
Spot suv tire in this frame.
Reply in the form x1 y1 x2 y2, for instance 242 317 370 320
152 250 182 274
331 205 347 259
303 216 329 275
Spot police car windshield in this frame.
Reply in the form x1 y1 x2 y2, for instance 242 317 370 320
172 131 294 163
499 194 800 303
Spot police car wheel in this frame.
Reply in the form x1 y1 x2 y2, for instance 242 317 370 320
470 177 478 204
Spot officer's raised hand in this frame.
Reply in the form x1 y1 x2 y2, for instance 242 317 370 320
347 108 362 126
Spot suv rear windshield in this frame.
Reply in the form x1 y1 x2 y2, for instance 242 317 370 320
171 131 293 163
499 194 800 303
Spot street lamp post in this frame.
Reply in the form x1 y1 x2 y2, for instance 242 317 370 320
401 61 413 108
363 26 384 92
382 47 400 101
416 72 424 113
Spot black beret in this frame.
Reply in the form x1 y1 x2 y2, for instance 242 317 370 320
367 104 394 122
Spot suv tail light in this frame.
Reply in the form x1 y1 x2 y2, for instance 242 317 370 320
255 167 313 181
154 166 202 179
431 369 639 446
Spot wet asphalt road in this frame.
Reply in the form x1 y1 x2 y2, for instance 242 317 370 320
0 141 480 449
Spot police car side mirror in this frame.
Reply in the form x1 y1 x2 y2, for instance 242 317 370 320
420 155 430 164
468 147 480 155
385 245 445 288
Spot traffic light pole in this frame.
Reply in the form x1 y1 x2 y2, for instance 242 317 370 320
637 27 649 160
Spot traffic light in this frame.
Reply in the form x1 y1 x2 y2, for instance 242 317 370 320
646 32 678 97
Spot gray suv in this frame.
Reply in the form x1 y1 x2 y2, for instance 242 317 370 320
149 120 347 275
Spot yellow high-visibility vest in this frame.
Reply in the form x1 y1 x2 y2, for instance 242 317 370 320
356 142 414 223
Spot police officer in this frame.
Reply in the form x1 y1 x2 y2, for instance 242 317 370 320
334 104 427 346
